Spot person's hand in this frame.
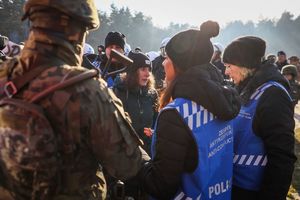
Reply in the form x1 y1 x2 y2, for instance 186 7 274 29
144 128 153 137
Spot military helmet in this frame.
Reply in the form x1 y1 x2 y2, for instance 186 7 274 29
281 64 298 78
23 0 100 30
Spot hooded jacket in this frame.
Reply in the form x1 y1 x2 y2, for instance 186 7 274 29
139 63 241 199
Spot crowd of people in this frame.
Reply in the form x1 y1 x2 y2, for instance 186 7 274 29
0 0 299 200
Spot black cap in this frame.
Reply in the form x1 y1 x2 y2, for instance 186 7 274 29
105 32 125 50
223 36 266 69
277 51 286 56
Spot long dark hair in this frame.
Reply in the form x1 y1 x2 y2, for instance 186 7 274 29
159 64 184 110
120 69 155 91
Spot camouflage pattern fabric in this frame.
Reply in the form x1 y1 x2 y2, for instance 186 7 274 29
0 57 149 200
0 1 149 199
23 0 100 30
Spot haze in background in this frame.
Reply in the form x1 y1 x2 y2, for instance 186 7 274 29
96 0 300 27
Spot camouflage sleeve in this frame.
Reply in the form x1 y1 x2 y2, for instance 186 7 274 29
0 187 14 200
83 78 150 181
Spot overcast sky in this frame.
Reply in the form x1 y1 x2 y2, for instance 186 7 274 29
95 0 300 28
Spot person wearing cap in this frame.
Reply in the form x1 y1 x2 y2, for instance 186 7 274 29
281 64 300 106
99 31 126 87
81 43 97 69
289 56 300 66
91 44 105 68
0 0 149 199
288 56 300 81
276 51 289 71
82 44 106 70
152 37 171 90
223 36 296 200
138 21 241 200
98 44 105 55
114 51 159 155
113 51 158 199
265 54 277 64
211 42 228 79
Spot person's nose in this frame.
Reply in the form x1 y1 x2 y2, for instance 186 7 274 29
225 67 230 76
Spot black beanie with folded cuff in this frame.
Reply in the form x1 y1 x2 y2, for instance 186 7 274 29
223 36 266 69
105 31 125 50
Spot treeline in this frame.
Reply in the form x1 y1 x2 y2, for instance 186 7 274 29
1 0 300 56
219 12 300 56
86 4 190 52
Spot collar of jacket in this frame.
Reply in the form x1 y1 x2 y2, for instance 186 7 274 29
237 63 290 104
172 63 241 120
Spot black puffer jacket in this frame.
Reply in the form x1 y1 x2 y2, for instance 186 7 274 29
152 55 165 89
232 63 297 200
139 63 241 199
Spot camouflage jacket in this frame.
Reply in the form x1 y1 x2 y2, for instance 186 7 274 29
0 58 149 200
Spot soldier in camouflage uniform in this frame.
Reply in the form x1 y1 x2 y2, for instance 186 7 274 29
281 64 300 106
0 0 149 199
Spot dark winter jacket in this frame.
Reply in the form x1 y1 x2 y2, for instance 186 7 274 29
138 63 241 199
232 63 297 200
212 59 228 79
276 60 289 71
152 55 165 89
288 79 300 106
114 81 159 154
99 57 124 87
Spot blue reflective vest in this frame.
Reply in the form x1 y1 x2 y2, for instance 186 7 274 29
233 81 292 190
106 76 114 88
152 98 233 200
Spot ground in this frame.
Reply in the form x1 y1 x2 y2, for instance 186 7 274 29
288 104 300 200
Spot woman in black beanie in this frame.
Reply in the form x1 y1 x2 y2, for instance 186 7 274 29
113 51 159 199
114 51 159 155
138 21 241 199
223 36 296 200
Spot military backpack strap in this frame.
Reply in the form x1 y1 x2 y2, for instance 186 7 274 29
30 69 98 103
2 65 52 98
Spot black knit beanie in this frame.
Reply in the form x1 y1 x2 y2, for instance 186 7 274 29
223 36 266 69
165 20 219 72
128 51 152 72
105 31 125 50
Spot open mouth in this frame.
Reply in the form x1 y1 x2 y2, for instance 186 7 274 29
140 79 149 85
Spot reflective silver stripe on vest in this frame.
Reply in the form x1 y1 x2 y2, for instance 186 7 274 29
233 154 268 166
174 192 202 200
177 102 215 130
174 192 185 200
